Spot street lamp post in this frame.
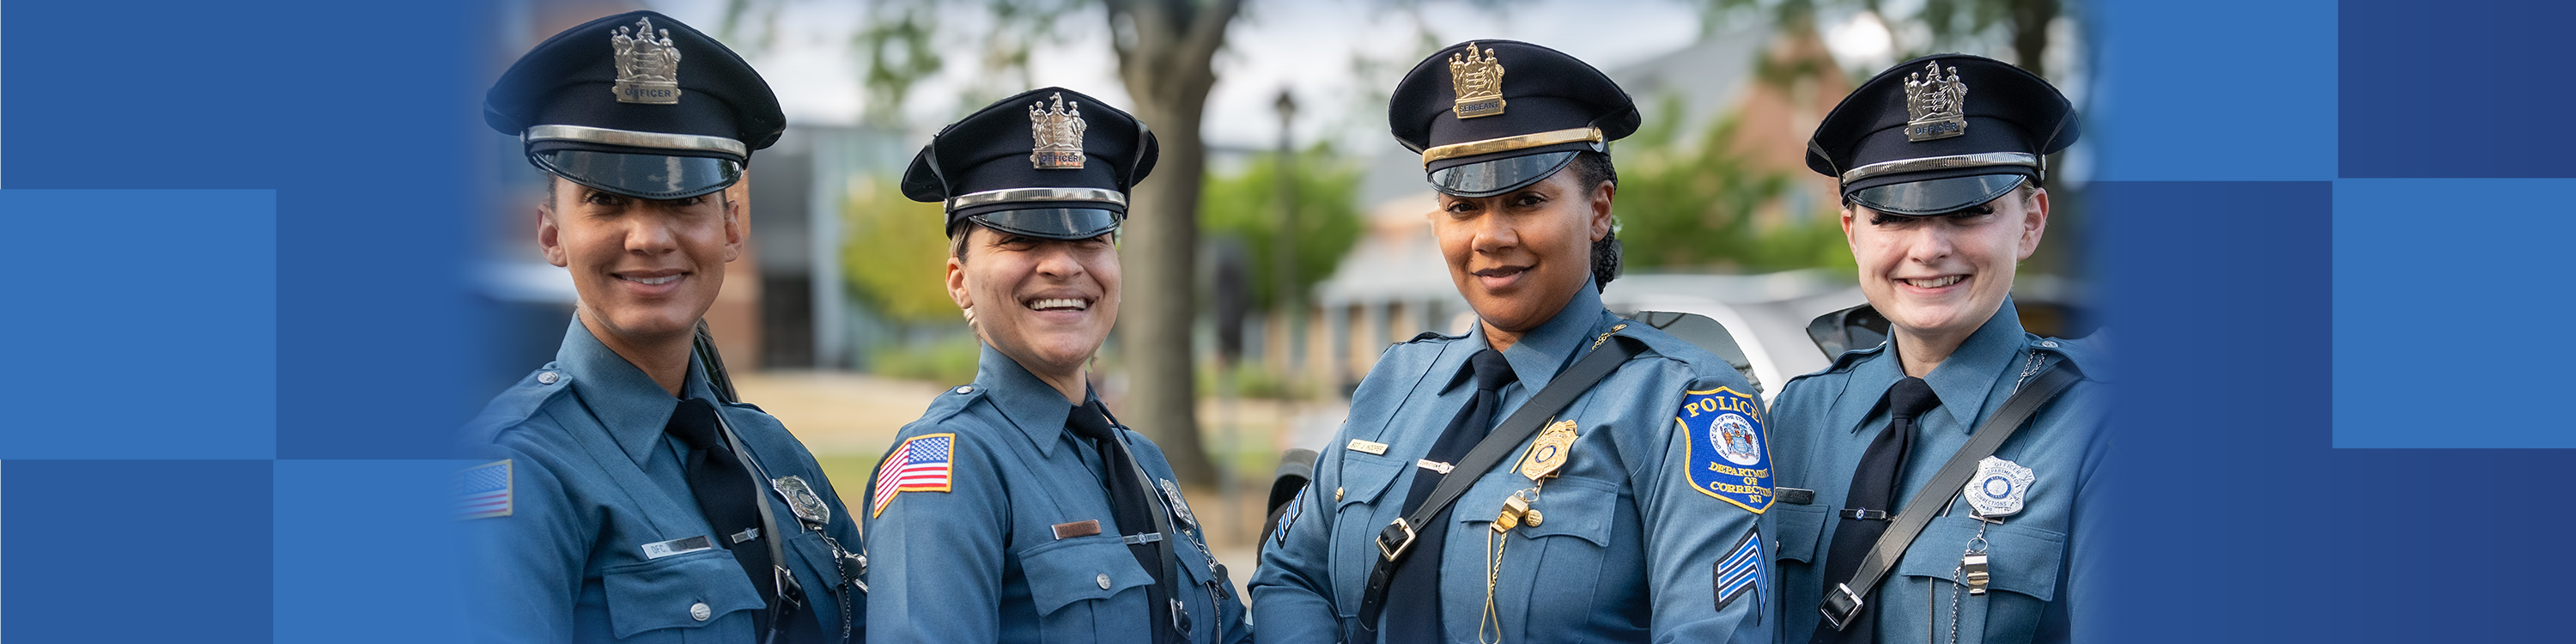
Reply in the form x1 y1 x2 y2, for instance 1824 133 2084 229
1272 88 1300 382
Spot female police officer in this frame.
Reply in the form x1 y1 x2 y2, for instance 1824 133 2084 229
465 11 866 643
1768 54 2108 644
860 88 1251 644
1249 40 1772 643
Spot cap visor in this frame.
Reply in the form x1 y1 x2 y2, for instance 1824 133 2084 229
1849 173 2026 216
969 208 1122 240
535 149 742 200
1427 150 1579 197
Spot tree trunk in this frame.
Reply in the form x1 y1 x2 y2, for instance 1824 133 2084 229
1102 0 1240 488
2010 0 2057 80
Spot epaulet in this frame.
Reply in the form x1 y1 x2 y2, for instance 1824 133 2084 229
1781 338 1887 392
1404 330 1463 344
2029 335 2111 383
465 363 579 444
917 382 991 425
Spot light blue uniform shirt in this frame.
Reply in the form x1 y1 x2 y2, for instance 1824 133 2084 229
1766 300 2111 644
861 344 1252 644
1250 284 1776 643
462 319 867 643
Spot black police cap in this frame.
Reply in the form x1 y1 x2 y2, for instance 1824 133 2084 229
1805 54 2078 216
485 11 785 200
1389 40 1640 197
901 87 1158 240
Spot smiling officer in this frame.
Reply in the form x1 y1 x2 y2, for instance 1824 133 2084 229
1769 54 2108 644
1249 40 1774 644
859 87 1250 644
462 11 865 643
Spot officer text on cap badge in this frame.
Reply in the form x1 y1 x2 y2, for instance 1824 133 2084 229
1449 42 1507 118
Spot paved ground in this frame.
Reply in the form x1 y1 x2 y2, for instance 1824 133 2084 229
736 369 1351 604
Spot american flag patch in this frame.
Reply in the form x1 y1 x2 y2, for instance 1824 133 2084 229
872 434 956 518
1714 527 1764 617
459 459 513 519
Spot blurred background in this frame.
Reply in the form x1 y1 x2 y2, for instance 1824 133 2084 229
476 0 2093 600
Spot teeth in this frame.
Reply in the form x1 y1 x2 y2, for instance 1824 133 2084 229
1904 276 1964 289
627 275 680 285
1028 298 1089 311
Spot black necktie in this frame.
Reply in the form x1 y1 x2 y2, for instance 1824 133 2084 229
665 398 779 636
1067 401 1185 644
1811 376 1942 644
1382 349 1516 642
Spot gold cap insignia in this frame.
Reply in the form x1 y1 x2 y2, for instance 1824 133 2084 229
1903 60 1968 142
1029 93 1088 169
611 17 683 105
1448 42 1507 118
1516 419 1578 481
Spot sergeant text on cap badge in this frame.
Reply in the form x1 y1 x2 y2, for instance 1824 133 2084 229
1028 93 1088 169
1449 42 1507 118
1902 60 1968 142
611 17 683 105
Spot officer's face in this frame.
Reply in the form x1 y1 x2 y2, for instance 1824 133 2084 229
1433 167 1615 340
1842 186 2049 344
538 178 744 347
945 225 1121 378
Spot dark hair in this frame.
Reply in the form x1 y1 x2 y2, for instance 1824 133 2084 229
1570 151 1620 290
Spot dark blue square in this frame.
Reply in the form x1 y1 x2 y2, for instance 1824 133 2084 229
5 460 272 643
2342 0 2576 177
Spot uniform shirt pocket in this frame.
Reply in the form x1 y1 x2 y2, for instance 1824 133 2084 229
1018 535 1154 617
1771 503 1831 565
599 547 768 640
1893 517 2068 643
1334 454 1405 512
1513 475 1618 546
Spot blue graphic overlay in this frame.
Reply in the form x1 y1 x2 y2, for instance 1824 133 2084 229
2092 0 2335 181
4 460 273 643
2343 0 2576 177
276 460 469 644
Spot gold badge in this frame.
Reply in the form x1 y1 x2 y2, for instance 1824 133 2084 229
1346 439 1390 455
610 17 683 105
1448 42 1507 118
1028 92 1088 169
1903 60 1969 142
1516 419 1577 481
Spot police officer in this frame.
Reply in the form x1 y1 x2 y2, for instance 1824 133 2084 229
1769 54 2107 644
1250 40 1775 643
860 87 1251 644
464 11 865 643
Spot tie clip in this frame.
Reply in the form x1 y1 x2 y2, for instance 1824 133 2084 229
1121 532 1164 545
1417 459 1455 475
1839 508 1892 520
730 528 760 544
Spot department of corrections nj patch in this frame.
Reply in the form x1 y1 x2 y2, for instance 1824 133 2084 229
872 434 956 518
1677 386 1773 513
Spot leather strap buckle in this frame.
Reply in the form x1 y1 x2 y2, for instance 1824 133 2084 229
1820 582 1865 631
1376 519 1418 562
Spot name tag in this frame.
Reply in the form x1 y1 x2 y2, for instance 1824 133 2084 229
1347 440 1389 455
1052 519 1102 539
641 535 714 560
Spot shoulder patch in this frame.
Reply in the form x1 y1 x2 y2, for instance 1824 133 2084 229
1677 386 1773 513
871 433 957 518
458 459 513 519
463 368 578 444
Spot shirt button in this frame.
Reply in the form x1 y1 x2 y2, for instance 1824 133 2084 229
1524 509 1545 526
1334 487 1345 502
2039 340 2060 349
689 602 711 621
955 386 975 394
1096 574 1113 589
537 371 560 385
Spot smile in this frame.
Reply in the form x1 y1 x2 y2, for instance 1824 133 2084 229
1901 275 1965 289
1026 297 1091 312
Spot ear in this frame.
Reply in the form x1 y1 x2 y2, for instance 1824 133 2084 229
946 232 975 311
721 179 749 264
1839 203 1862 252
538 188 569 268
2016 188 2050 261
1588 179 1617 241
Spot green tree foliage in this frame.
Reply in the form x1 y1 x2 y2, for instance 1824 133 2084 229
840 178 958 323
1199 144 1365 312
1613 95 1853 272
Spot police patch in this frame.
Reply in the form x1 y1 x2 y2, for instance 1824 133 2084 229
1677 386 1772 513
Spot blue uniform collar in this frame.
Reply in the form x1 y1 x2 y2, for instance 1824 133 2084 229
971 343 1085 458
1447 282 1613 392
1853 298 2027 433
555 316 720 467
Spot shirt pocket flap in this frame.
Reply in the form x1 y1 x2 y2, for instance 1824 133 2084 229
1771 503 1832 564
1019 535 1154 616
1335 453 1406 512
600 548 767 639
1516 476 1619 547
1893 518 2067 601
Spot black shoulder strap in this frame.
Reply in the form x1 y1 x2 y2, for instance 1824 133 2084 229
1817 364 2082 631
1352 333 1646 637
694 320 740 404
